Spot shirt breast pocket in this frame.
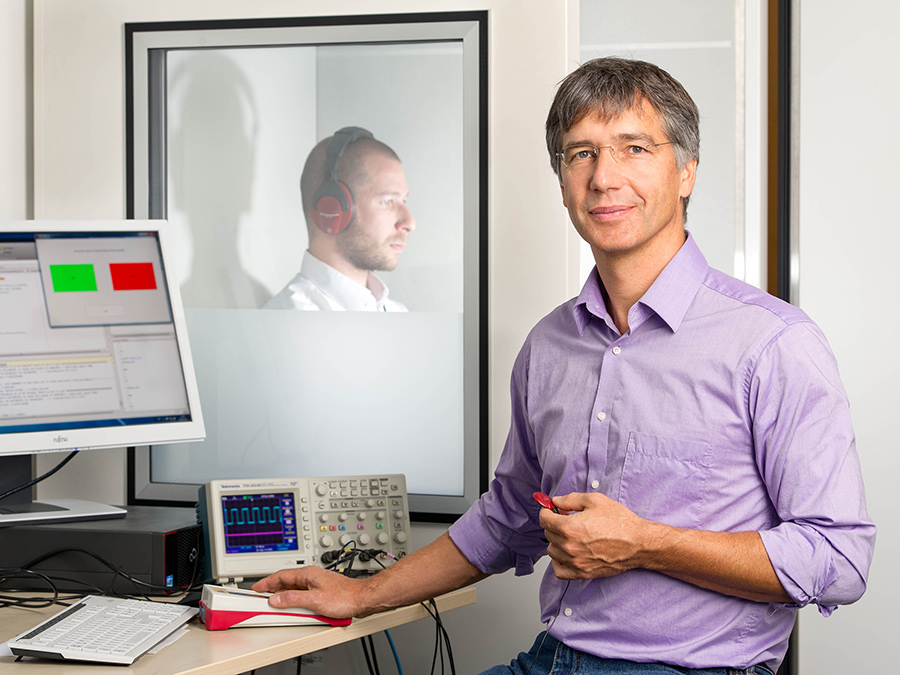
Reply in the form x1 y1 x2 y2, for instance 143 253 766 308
616 432 713 529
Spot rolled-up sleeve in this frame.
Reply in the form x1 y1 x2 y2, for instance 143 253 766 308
752 322 876 615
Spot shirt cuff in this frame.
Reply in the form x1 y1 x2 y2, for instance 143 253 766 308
448 498 544 577
759 525 841 616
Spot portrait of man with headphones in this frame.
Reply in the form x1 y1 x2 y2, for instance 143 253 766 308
265 126 416 311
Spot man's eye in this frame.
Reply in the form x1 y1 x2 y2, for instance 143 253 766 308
568 148 596 163
625 144 648 156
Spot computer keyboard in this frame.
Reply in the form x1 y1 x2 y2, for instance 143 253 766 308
7 595 198 665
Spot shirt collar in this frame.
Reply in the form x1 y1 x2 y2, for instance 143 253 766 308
573 231 709 335
301 251 393 311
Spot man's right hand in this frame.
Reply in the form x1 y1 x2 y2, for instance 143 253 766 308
250 532 487 620
251 565 370 618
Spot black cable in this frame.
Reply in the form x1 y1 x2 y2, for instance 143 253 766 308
20 546 199 596
421 599 454 675
0 450 79 501
361 635 377 675
367 634 382 675
0 569 59 608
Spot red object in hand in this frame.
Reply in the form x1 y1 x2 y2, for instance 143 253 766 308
533 492 560 513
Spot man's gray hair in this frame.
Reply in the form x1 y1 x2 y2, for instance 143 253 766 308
545 57 700 220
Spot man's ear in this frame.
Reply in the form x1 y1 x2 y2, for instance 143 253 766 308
679 159 698 200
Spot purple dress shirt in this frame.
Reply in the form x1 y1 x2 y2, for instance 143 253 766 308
449 233 875 671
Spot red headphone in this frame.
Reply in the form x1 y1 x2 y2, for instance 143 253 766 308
310 127 374 234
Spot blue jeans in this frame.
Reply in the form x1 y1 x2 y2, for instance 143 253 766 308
477 632 776 675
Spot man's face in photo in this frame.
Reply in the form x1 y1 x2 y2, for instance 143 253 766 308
337 152 416 273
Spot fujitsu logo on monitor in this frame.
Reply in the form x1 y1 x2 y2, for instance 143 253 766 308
52 435 69 444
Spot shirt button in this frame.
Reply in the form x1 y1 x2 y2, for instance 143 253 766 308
612 346 621 355
597 411 606 421
564 608 573 617
591 480 599 489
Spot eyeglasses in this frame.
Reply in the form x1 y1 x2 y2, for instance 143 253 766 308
556 141 675 172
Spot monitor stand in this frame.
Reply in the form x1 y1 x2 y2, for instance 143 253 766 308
0 455 126 526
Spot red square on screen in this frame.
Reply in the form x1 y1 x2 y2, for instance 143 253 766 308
110 262 157 291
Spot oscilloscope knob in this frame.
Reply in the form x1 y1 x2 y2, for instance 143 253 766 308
315 484 328 497
394 531 408 544
359 534 371 545
339 534 352 546
319 535 334 548
319 514 329 523
376 532 389 545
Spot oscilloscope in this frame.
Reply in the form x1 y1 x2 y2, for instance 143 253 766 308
197 475 411 585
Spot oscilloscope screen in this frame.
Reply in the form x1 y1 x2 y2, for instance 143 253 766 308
220 492 299 554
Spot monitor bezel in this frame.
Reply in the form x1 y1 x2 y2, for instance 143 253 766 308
0 219 205 457
125 11 489 523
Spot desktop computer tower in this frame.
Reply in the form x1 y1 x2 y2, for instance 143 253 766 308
0 506 203 595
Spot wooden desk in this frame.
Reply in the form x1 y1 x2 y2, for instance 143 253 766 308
0 587 476 674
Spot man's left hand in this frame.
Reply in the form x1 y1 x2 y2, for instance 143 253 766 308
539 491 661 580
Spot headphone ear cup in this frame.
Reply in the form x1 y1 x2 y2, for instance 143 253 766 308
310 180 354 234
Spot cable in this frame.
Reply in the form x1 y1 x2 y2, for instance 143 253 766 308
20 535 203 598
361 634 377 675
421 598 455 675
384 629 403 675
367 634 382 675
0 569 59 608
0 450 79 501
365 553 454 674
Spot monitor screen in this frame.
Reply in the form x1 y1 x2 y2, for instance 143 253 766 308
0 220 204 523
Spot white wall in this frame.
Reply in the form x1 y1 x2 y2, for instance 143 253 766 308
0 0 31 222
795 2 899 672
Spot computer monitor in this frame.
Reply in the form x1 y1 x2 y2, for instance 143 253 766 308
0 220 204 526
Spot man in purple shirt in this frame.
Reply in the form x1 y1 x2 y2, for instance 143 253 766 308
253 58 875 674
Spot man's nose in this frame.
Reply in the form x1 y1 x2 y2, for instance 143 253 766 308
590 146 625 190
397 203 416 232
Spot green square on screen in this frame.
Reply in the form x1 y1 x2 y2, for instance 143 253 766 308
50 264 98 292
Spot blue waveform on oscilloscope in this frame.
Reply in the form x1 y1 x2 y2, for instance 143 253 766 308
224 505 283 527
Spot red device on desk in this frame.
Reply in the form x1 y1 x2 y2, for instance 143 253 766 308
198 584 351 630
